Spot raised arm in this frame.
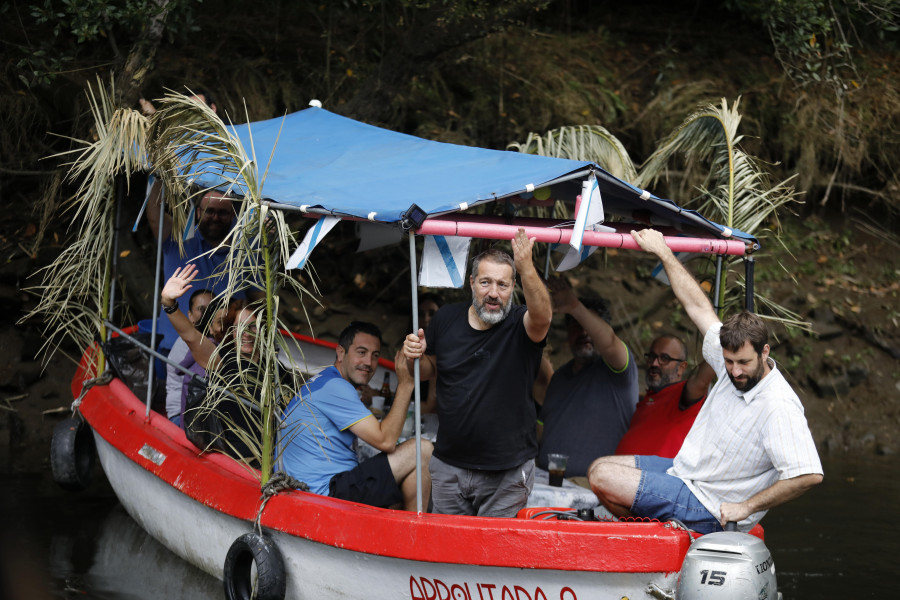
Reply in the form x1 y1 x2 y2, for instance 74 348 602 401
631 229 720 335
350 350 416 452
513 227 552 343
549 277 628 371
160 264 218 370
681 360 717 408
720 472 823 526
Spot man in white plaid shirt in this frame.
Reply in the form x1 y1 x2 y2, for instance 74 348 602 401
588 229 823 533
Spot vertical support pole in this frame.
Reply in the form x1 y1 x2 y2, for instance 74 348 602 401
712 255 723 317
542 204 555 279
260 204 276 484
408 232 423 514
744 255 756 314
108 175 124 339
146 187 166 417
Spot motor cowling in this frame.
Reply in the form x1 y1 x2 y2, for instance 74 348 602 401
676 530 778 600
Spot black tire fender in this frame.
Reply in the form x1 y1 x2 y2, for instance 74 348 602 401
50 417 96 491
223 532 286 600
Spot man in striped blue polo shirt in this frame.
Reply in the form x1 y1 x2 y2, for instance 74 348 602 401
588 228 823 534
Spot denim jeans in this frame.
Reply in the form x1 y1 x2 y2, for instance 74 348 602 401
632 455 722 534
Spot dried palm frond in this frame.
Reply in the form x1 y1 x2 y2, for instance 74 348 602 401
508 124 640 270
636 98 802 322
148 93 314 483
508 124 639 183
21 76 150 371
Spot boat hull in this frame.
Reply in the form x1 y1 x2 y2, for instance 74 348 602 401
74 348 729 600
92 422 681 599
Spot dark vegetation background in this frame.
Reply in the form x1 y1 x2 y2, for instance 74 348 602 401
1 0 899 472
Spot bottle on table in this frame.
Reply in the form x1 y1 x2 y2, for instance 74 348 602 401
379 372 392 405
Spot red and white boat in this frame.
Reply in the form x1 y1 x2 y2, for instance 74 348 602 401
49 104 778 599
67 338 769 600
61 319 775 600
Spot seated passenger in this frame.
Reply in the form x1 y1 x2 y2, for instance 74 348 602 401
161 264 268 466
588 229 822 534
165 288 212 426
537 278 638 478
277 322 432 512
615 334 716 459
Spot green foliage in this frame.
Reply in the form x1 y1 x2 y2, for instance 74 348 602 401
510 97 809 331
725 0 900 92
13 0 200 88
150 90 313 482
21 75 150 367
507 124 638 182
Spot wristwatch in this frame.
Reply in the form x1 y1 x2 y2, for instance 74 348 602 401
163 301 179 314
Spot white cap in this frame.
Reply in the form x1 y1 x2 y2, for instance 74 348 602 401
309 99 323 108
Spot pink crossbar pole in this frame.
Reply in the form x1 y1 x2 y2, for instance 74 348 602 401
418 216 748 256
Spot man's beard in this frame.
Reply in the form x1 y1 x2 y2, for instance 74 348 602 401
646 368 679 393
573 346 594 360
572 335 594 360
472 294 512 325
199 219 228 245
728 358 766 392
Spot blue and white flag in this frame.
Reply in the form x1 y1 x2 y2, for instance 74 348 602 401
555 241 598 272
419 235 471 288
286 216 341 270
182 203 197 241
568 173 605 254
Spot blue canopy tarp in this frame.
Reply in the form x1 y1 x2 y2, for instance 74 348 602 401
188 106 756 246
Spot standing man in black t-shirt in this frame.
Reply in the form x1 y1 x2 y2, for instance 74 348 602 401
403 227 552 517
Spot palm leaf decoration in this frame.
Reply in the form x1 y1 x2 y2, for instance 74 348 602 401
508 124 639 183
22 76 149 373
637 97 803 326
27 80 316 484
508 125 640 271
509 98 805 330
149 92 313 482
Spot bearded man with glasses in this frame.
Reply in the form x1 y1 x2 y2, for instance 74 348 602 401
147 185 246 357
614 335 715 459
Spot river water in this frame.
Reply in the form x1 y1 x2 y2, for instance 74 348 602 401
1 454 896 599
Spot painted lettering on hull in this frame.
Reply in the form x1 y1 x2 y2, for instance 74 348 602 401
409 576 576 600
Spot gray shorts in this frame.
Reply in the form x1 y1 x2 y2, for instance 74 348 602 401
429 455 534 517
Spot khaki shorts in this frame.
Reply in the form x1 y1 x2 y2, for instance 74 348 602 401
429 455 534 517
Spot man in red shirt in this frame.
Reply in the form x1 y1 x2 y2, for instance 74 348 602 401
615 335 715 459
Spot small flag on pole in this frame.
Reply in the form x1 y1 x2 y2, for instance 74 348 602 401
419 235 471 288
286 216 341 270
555 173 608 272
568 173 604 254
555 243 598 272
182 204 197 241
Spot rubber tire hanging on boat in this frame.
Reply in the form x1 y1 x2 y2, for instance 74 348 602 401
223 532 286 600
50 416 96 491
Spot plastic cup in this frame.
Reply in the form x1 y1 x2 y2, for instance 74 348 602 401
371 396 385 411
547 453 569 487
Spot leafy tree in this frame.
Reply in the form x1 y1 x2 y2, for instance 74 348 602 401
509 98 806 329
725 0 900 92
11 0 200 96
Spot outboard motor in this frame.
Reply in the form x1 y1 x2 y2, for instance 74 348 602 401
676 522 780 600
